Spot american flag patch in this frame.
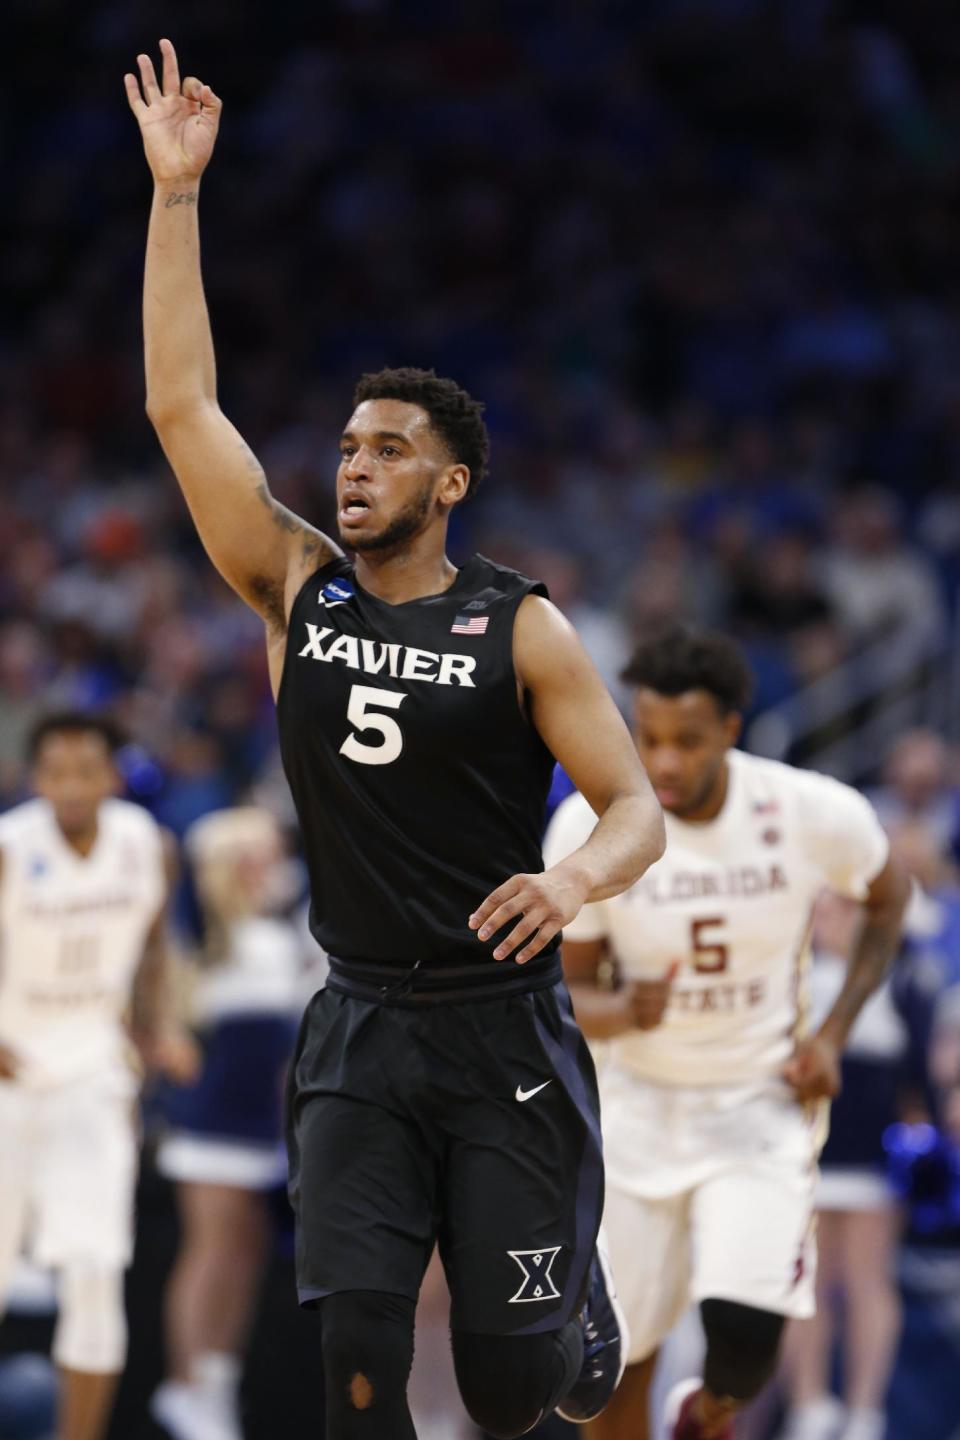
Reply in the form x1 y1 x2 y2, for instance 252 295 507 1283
451 614 490 635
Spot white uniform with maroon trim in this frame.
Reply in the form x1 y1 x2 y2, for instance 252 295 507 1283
543 749 889 1361
0 798 165 1273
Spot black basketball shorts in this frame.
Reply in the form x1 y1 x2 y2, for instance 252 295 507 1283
285 978 604 1335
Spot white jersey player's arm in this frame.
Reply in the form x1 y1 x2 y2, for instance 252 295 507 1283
784 769 912 1102
785 850 911 1103
817 850 911 1051
130 831 198 1084
543 791 675 1038
562 937 676 1040
0 847 18 1079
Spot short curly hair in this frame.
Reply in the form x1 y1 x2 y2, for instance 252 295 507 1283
353 366 489 499
28 710 125 762
621 623 754 715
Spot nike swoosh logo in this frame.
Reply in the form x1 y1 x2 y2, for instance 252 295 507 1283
515 1081 553 1103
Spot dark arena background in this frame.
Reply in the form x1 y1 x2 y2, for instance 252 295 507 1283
3 2 960 1438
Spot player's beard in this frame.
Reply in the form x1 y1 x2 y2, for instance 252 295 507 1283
345 478 436 555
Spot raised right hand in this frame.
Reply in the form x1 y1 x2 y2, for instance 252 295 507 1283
125 38 222 184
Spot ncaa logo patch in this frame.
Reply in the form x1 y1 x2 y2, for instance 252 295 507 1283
508 1247 562 1303
320 578 355 606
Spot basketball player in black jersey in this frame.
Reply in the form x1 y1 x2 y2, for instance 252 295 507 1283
127 41 665 1438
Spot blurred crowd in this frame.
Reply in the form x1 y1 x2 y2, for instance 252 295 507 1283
4 0 960 822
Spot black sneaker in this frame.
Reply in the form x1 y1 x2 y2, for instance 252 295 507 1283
556 1239 628 1423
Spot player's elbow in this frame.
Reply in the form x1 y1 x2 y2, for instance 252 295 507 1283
145 396 181 436
644 795 667 867
653 807 667 859
144 391 178 430
145 393 212 433
619 791 665 891
608 785 666 883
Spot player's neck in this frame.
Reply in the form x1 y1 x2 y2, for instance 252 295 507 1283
679 761 730 824
57 820 100 858
353 535 459 605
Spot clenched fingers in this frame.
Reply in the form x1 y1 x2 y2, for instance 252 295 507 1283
628 983 670 1030
783 1053 840 1102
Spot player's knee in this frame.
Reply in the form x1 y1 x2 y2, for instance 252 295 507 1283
451 1330 559 1439
319 1291 415 1417
700 1298 785 1401
52 1265 127 1374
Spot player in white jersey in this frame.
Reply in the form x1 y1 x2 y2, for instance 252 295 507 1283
0 713 195 1440
543 626 910 1440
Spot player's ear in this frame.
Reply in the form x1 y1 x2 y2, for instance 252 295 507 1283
723 710 743 748
438 464 470 508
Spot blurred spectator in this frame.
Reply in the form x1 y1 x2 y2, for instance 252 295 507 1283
870 732 960 859
780 893 910 1440
728 529 834 648
880 822 960 1440
0 624 48 799
523 547 632 712
153 808 307 1440
819 490 946 653
889 820 960 1094
40 507 149 643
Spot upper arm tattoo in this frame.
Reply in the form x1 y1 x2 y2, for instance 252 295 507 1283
255 483 334 567
237 441 337 630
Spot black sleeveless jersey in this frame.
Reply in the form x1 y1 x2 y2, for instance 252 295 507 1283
276 553 557 972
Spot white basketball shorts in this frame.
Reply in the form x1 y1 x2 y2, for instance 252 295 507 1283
598 1062 823 1364
0 1073 138 1276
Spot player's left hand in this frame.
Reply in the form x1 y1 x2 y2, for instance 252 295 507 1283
140 1025 202 1085
469 864 589 964
783 1034 841 1102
